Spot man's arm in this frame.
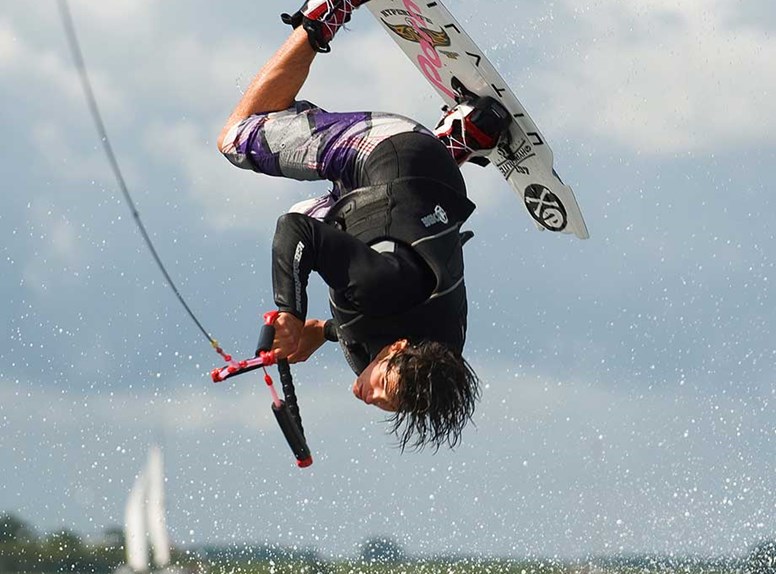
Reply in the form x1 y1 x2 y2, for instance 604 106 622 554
271 212 435 321
273 317 337 363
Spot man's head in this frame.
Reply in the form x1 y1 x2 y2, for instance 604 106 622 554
352 339 480 451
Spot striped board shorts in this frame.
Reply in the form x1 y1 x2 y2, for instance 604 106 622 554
220 100 432 219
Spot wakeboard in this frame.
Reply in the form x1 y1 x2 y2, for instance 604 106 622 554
365 0 590 239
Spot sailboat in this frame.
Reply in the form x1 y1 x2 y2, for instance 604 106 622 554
115 446 178 574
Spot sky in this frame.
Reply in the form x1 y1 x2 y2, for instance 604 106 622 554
1 0 775 562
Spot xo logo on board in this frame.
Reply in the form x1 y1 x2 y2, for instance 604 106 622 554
524 184 567 232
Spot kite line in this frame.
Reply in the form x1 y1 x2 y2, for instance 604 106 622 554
57 0 226 358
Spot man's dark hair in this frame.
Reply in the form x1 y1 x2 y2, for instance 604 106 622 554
386 340 480 451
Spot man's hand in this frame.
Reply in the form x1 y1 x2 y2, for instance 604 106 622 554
272 312 304 360
287 319 327 364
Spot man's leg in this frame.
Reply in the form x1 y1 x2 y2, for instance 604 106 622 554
217 0 370 150
217 28 315 151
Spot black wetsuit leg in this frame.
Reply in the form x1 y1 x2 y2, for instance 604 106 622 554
354 132 467 195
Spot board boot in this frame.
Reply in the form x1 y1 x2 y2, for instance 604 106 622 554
434 95 512 166
282 0 371 53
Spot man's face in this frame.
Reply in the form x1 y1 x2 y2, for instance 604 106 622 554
351 340 407 412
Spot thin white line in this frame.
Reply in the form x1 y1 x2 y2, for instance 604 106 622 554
328 297 360 314
411 223 461 247
293 241 305 312
429 277 464 300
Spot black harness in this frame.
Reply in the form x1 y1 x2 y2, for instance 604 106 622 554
324 177 476 374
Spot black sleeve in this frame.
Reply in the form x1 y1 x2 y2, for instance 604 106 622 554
323 319 339 342
271 212 434 320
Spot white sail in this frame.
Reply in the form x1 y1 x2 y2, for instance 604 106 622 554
120 445 173 574
124 469 149 573
145 446 171 569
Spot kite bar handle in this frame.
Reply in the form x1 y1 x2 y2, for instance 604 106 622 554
273 358 313 468
278 359 305 437
210 310 313 467
257 311 313 468
255 311 279 360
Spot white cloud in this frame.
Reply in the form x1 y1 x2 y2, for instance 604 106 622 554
49 217 79 261
0 10 126 114
0 380 267 433
140 119 308 232
29 121 116 185
0 18 20 67
69 0 156 27
20 197 88 295
0 363 365 436
538 0 776 153
308 27 441 117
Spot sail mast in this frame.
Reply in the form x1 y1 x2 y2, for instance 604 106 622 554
146 446 172 569
125 470 149 573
